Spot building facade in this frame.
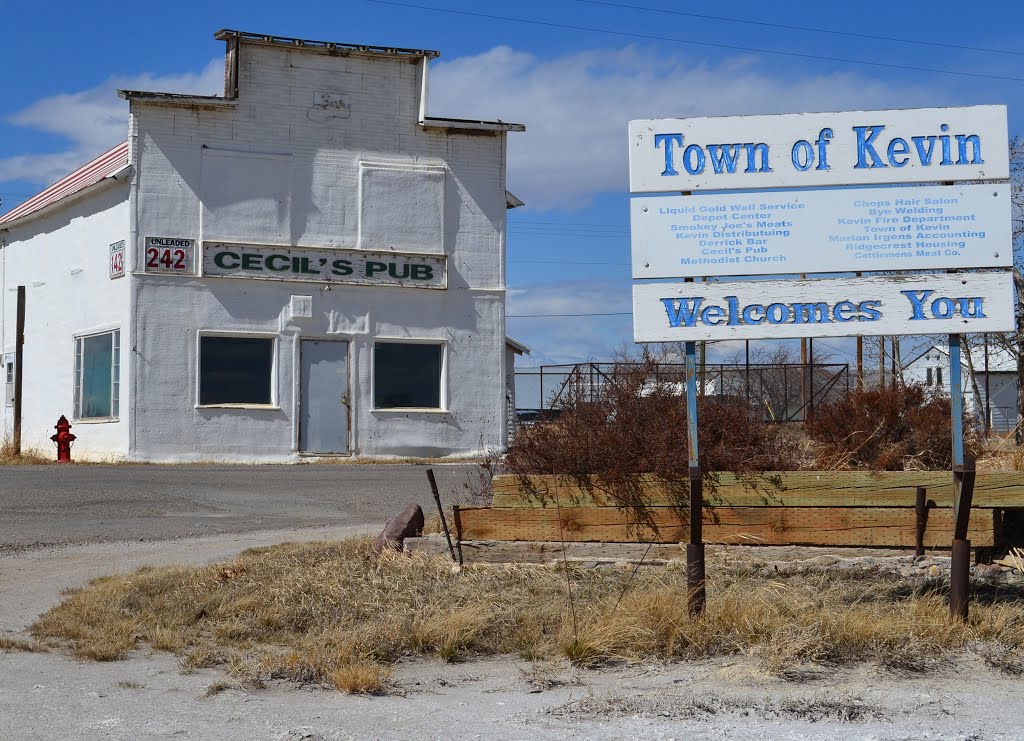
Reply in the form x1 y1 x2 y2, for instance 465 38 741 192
0 29 524 461
904 344 1020 433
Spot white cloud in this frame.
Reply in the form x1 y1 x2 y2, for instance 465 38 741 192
507 279 633 365
0 60 223 187
430 45 942 210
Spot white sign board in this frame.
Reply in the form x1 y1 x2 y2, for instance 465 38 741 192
633 273 1014 342
202 242 447 289
144 237 195 275
629 106 1008 193
109 240 126 279
632 184 1011 278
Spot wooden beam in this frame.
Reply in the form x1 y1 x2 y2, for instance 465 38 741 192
491 473 1024 509
457 505 995 548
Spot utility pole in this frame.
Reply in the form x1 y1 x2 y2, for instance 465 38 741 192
878 336 886 391
13 286 25 456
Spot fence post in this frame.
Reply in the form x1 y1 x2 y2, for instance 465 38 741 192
915 486 928 558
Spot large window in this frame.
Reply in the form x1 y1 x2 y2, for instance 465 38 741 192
74 330 120 420
199 336 275 406
374 342 443 410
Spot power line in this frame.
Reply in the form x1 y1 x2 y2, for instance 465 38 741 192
508 311 633 317
509 259 630 265
513 220 626 228
366 1 1024 84
578 0 1024 58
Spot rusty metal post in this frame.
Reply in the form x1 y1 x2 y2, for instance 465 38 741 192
684 340 705 616
13 286 25 456
426 468 458 564
950 538 971 621
914 486 928 558
948 335 976 620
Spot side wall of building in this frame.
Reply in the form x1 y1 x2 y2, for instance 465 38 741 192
0 183 131 457
129 44 508 461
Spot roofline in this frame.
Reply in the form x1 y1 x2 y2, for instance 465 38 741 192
0 164 130 231
505 337 531 355
214 29 440 60
0 140 131 228
421 116 525 133
117 91 239 108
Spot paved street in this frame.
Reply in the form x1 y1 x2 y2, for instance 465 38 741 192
0 463 481 550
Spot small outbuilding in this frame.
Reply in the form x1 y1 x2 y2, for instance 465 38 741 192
0 29 524 461
903 343 1019 433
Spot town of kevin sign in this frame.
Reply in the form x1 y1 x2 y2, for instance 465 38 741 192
629 105 1014 342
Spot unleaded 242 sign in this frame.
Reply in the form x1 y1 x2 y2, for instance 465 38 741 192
202 242 447 289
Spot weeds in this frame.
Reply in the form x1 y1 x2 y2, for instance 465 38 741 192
806 385 980 470
0 634 45 652
0 437 51 465
29 537 1024 692
507 357 799 531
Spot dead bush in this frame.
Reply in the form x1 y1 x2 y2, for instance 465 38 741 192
506 358 799 526
805 384 979 470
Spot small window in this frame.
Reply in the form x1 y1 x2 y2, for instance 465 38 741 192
374 342 443 409
200 336 275 406
926 368 933 386
936 367 943 386
74 330 120 420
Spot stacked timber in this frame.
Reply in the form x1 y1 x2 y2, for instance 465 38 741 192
451 472 1024 549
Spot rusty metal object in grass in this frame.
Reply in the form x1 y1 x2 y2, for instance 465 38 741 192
915 486 929 558
950 538 971 621
426 468 459 564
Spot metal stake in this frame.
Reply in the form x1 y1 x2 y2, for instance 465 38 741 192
426 468 459 564
915 486 928 558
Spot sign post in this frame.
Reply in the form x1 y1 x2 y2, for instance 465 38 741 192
629 105 1013 622
948 334 976 620
684 338 705 615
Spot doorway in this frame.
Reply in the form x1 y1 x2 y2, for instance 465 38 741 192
299 340 350 454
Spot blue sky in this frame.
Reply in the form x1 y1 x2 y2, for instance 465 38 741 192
2 0 1022 366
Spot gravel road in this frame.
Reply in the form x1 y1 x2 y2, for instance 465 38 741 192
0 463 479 550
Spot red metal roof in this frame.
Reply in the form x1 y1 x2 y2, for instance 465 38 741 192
0 141 129 226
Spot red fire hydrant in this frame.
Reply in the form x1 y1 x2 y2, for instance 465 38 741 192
51 415 76 463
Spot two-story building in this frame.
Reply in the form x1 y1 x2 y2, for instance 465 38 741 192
0 29 524 461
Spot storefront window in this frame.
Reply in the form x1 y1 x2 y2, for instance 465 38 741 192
74 330 120 420
200 336 274 405
374 342 443 409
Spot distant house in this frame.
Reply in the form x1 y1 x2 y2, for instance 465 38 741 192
903 344 1019 433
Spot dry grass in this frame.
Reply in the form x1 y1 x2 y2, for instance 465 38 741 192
978 441 1024 472
30 538 1024 692
0 634 45 652
0 438 52 465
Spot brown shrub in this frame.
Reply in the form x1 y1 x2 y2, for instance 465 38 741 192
805 384 978 470
506 359 799 526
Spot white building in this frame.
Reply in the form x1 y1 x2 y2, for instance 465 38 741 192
903 343 1019 433
0 29 525 462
